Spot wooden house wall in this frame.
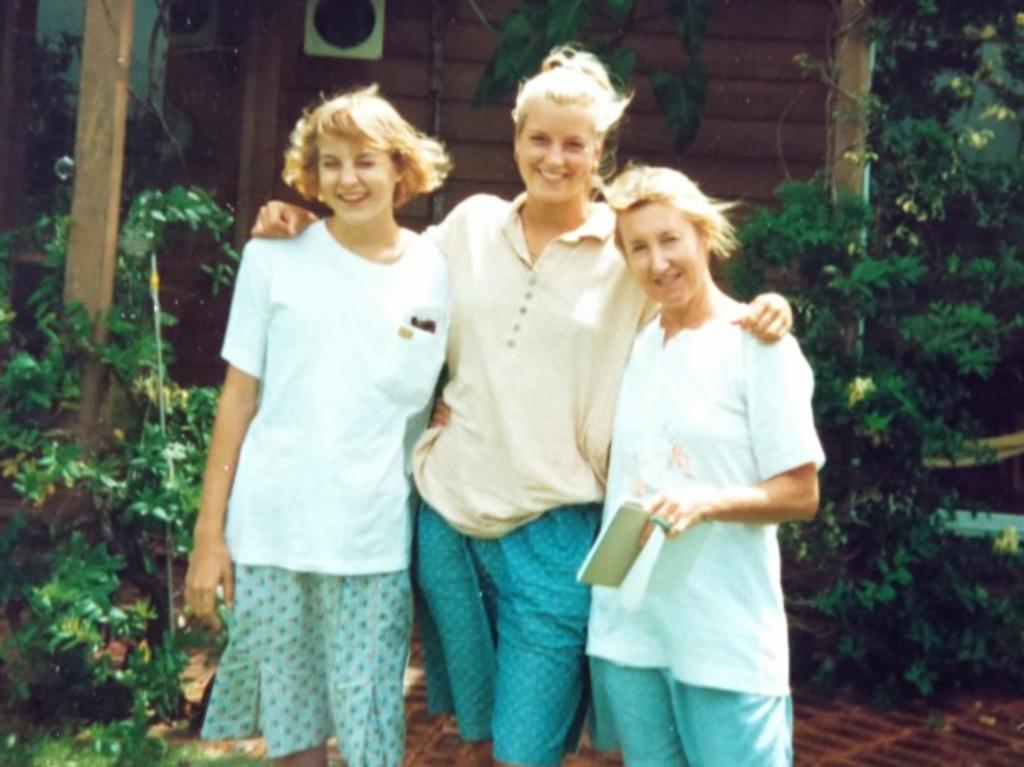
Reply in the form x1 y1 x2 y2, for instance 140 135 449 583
164 0 832 383
255 0 831 229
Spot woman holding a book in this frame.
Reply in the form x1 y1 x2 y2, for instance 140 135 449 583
586 165 824 767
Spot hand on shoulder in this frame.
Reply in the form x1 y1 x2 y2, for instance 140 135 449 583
731 292 792 343
251 200 319 239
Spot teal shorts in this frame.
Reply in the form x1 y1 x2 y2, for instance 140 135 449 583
202 565 411 765
589 657 793 767
415 500 601 767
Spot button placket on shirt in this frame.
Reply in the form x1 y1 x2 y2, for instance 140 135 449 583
507 271 539 348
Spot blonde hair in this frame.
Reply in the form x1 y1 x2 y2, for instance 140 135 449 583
282 84 451 207
604 165 739 259
512 46 633 183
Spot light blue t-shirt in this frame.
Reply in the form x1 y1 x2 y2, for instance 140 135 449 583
587 317 825 697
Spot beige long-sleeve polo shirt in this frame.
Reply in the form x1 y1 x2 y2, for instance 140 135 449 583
412 193 654 538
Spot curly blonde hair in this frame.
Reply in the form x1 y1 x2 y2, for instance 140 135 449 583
282 85 451 208
604 165 739 260
512 46 633 184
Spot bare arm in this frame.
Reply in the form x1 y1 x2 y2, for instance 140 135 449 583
250 200 319 238
184 365 260 620
428 396 451 428
646 463 819 539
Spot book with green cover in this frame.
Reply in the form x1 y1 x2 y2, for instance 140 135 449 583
577 501 651 587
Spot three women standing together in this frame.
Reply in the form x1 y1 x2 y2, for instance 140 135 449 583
186 45 822 767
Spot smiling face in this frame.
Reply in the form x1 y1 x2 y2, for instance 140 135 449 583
617 200 714 315
513 98 602 206
316 134 400 230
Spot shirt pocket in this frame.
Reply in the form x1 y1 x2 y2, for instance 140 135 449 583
379 317 446 407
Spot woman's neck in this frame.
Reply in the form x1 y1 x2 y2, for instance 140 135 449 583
519 195 589 261
521 194 589 232
326 216 403 263
660 284 741 341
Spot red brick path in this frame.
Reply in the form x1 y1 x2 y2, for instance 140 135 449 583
401 646 1024 766
187 643 1024 766
399 685 1024 766
790 687 1024 767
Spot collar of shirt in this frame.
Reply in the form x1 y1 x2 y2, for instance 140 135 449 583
501 193 616 265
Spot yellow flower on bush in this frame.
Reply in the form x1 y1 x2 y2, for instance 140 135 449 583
847 376 876 406
132 374 190 411
36 482 57 507
993 526 1019 555
966 129 994 150
965 22 999 39
1 452 25 478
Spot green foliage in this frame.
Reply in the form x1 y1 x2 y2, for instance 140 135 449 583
732 0 1024 702
20 35 80 220
18 33 184 227
4 531 145 716
0 729 271 767
472 0 713 149
0 187 236 730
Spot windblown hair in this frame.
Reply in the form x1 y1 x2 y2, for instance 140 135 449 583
282 84 451 207
604 165 739 260
512 46 633 183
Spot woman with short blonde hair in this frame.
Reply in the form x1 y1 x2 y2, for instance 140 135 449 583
187 86 451 767
588 165 823 767
282 83 450 207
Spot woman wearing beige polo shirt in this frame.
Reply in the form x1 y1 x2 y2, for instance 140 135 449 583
254 47 790 767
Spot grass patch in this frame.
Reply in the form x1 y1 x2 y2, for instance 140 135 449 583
0 730 270 767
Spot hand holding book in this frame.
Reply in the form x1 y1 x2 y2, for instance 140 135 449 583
642 485 719 543
578 494 712 610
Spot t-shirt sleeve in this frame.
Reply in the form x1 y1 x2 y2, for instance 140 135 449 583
220 241 271 378
423 194 491 260
422 203 463 258
744 334 826 480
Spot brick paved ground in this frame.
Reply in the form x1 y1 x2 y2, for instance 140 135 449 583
400 663 1024 767
185 638 1024 766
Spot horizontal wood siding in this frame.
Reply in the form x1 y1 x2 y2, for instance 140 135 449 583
165 0 832 383
272 0 831 219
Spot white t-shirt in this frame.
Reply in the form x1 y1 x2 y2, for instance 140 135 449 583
587 317 825 697
221 221 448 575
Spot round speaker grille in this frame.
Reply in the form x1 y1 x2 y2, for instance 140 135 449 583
313 0 377 49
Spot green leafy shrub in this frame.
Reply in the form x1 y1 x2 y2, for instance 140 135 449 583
0 187 236 730
732 0 1024 702
472 0 713 150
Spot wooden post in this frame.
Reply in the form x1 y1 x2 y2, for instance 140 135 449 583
0 0 39 231
830 0 872 196
234 0 286 249
64 0 134 440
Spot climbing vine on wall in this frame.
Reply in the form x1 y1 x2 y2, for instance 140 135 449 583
468 0 714 150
